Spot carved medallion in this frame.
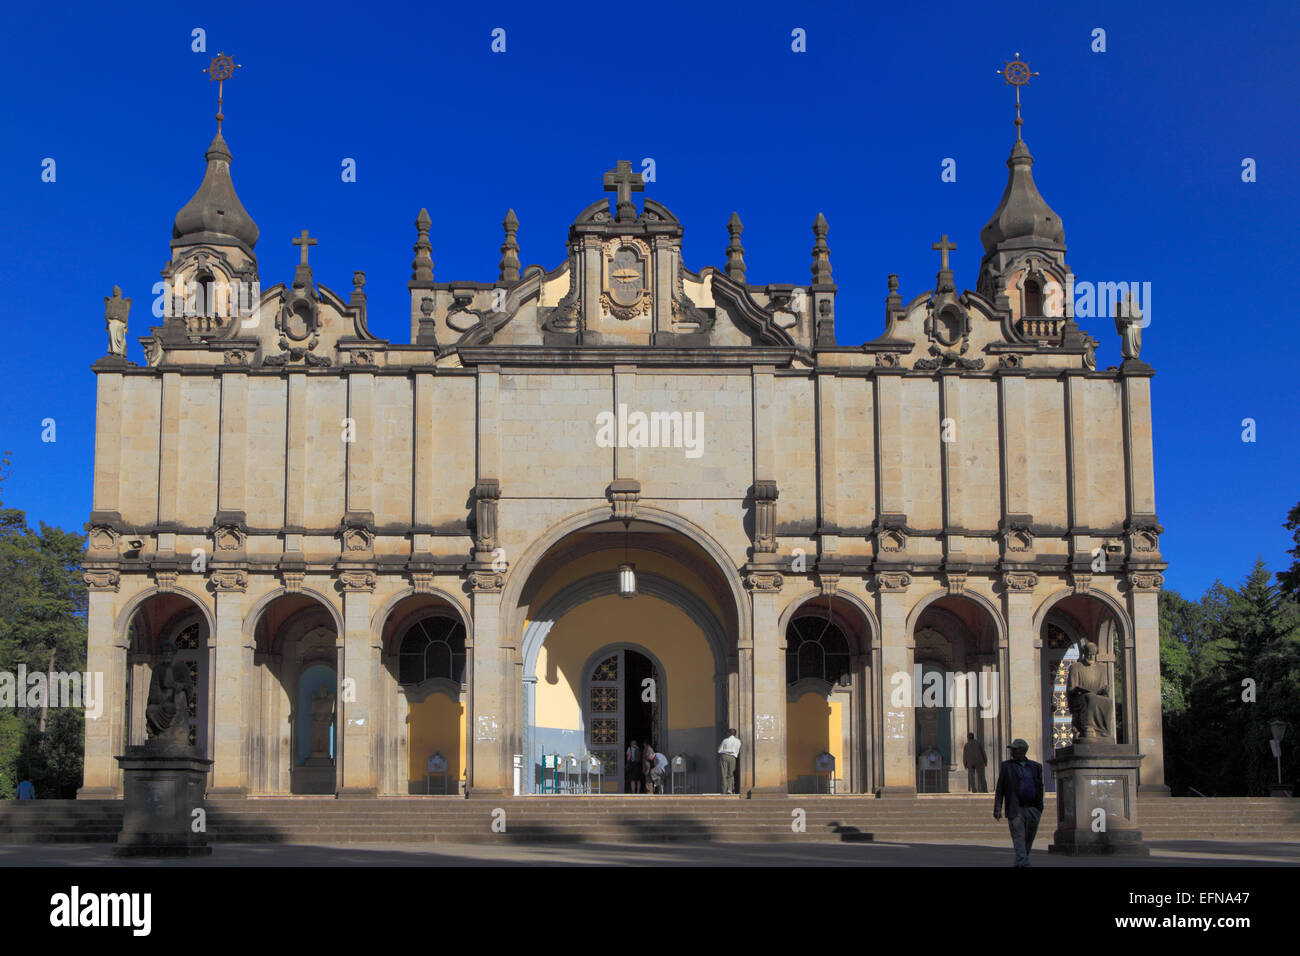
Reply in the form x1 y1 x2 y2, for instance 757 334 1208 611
601 241 651 320
743 571 784 592
1002 571 1038 591
1128 572 1164 591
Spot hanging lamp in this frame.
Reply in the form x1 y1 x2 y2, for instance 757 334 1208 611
618 519 636 599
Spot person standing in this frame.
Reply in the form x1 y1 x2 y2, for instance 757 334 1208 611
717 729 741 795
963 732 988 793
16 779 35 800
992 739 1044 867
642 741 657 794
625 739 643 794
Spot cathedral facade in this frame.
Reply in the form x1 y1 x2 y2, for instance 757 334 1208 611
80 118 1167 799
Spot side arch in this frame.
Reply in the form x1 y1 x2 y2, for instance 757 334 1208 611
241 586 344 637
905 588 1008 645
113 584 215 640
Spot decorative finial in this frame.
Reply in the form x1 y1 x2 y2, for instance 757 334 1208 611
104 286 131 358
603 160 645 224
810 213 832 285
499 209 521 283
412 209 434 282
997 53 1038 141
205 52 241 133
725 212 746 283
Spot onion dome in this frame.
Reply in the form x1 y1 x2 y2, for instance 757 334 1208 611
172 130 259 250
979 140 1064 254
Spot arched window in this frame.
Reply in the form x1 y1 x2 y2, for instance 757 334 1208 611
786 617 851 685
1024 278 1044 316
398 616 466 686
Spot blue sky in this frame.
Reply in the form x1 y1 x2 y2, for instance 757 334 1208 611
1 0 1296 598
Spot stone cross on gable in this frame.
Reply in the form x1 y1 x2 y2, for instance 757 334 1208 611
603 160 644 223
293 229 318 266
932 235 957 272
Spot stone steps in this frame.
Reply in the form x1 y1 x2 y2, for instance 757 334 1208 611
1 797 1295 845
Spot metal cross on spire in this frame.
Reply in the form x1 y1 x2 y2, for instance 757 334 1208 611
205 51 241 132
997 53 1038 141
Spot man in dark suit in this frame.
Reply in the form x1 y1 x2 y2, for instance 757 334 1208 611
992 738 1044 866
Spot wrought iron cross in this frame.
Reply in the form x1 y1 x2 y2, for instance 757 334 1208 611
998 53 1039 140
205 52 241 132
293 229 317 266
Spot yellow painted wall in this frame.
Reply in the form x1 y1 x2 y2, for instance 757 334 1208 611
407 691 465 789
787 692 843 779
534 592 715 732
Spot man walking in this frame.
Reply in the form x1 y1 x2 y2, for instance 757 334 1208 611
993 739 1044 866
717 728 741 795
962 732 988 793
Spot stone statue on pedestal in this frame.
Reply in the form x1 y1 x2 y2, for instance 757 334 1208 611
145 641 192 748
1114 294 1142 361
309 686 335 760
105 286 131 357
1066 641 1114 740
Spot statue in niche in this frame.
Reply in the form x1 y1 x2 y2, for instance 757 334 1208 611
104 286 131 357
145 641 192 748
1066 641 1114 740
309 686 335 760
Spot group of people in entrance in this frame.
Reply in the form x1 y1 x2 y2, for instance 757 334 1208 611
623 739 669 793
622 730 742 795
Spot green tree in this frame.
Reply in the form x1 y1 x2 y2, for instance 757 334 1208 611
0 452 88 798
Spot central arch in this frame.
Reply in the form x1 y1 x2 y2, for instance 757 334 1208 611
507 506 745 794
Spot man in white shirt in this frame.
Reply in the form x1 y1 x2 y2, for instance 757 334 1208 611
717 729 741 795
648 749 669 794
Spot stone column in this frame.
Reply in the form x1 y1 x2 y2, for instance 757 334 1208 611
339 572 378 795
877 573 915 795
79 577 125 797
209 572 249 794
1002 573 1041 761
746 571 786 795
1129 575 1168 792
467 577 508 795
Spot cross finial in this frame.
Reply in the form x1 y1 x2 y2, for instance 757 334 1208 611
997 53 1038 140
932 234 957 272
603 160 645 223
293 229 318 265
205 52 241 133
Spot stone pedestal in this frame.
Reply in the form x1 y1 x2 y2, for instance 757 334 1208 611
292 758 337 795
114 742 213 857
1048 741 1148 856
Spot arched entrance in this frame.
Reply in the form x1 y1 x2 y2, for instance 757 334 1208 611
512 515 738 794
124 593 212 765
1036 592 1134 790
910 595 1002 793
245 590 341 794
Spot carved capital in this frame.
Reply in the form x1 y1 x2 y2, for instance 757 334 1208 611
468 570 505 592
339 570 377 592
875 571 911 592
154 570 178 594
944 571 966 595
1002 571 1038 592
816 572 840 597
281 570 305 594
608 478 641 523
743 571 784 592
411 572 434 595
1128 572 1164 591
210 569 248 592
1069 571 1092 594
83 569 121 592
